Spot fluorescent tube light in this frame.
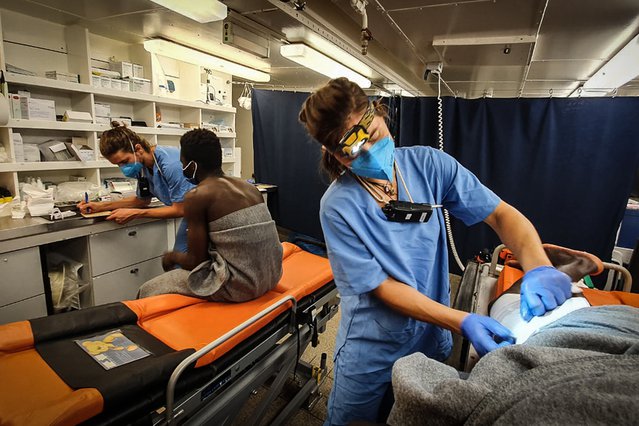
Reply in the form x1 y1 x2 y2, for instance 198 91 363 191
382 83 415 97
144 39 270 83
280 43 371 88
283 27 374 78
149 0 227 23
583 34 639 91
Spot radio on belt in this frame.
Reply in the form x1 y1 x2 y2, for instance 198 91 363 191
382 200 442 223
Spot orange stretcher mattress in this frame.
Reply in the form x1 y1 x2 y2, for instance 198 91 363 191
0 242 333 426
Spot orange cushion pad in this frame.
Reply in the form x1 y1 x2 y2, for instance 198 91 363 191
134 242 333 367
0 348 103 426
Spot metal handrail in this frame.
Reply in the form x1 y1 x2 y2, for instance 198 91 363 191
489 244 506 276
164 295 298 425
602 262 633 292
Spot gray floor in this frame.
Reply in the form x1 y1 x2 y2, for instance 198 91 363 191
233 274 462 425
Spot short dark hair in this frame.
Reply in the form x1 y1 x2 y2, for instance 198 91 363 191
180 129 222 172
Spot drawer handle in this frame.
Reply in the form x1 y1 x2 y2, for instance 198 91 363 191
130 268 139 274
128 231 137 237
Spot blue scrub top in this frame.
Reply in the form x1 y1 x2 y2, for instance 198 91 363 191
320 146 500 382
138 145 195 252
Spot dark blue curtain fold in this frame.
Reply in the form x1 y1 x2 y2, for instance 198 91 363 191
252 89 328 240
400 97 639 270
252 89 639 270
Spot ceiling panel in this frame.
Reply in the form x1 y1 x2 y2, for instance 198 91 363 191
526 60 603 81
17 0 159 20
440 65 526 83
0 0 636 97
534 0 639 60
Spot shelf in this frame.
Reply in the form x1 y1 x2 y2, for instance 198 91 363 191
7 119 101 131
7 73 236 113
5 73 93 94
0 160 116 172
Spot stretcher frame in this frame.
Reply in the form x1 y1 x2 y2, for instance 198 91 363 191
451 244 633 372
0 243 338 426
153 281 339 425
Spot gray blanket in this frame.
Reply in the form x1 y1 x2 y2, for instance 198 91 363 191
139 203 282 302
388 306 639 425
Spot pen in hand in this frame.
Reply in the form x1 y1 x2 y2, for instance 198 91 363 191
84 192 91 213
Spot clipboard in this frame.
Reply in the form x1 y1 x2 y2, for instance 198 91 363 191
81 210 113 218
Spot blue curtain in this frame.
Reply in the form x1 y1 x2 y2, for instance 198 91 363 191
400 97 639 271
252 89 328 240
252 90 639 272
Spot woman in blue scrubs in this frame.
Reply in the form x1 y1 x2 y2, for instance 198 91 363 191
298 78 573 425
77 123 194 252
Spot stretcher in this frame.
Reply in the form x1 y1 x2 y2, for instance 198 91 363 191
0 242 338 426
451 244 635 371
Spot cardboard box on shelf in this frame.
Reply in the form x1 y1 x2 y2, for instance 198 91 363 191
12 133 24 162
63 110 93 122
45 71 79 83
23 144 41 162
95 116 111 125
222 147 234 159
127 77 152 94
109 61 133 79
94 103 111 118
20 98 56 121
68 143 94 162
133 64 144 78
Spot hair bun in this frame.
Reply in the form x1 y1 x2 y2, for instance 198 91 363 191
110 120 126 128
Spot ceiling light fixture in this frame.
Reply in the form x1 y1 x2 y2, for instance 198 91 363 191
280 43 371 88
282 27 374 78
582 33 639 92
149 0 227 23
144 39 270 83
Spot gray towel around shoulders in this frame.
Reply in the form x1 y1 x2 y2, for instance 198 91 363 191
187 203 283 302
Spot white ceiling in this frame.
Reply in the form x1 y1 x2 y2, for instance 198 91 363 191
1 0 638 98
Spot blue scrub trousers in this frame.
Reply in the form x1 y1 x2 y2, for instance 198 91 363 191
173 219 188 253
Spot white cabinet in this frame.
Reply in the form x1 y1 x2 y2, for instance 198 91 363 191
92 257 164 305
0 246 47 324
0 9 238 202
89 221 168 305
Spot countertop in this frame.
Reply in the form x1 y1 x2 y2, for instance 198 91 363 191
0 214 160 253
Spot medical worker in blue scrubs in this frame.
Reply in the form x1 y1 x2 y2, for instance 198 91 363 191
77 122 194 252
298 78 573 425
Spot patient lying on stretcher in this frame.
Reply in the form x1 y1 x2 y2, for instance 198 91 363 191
387 245 639 425
138 129 283 302
490 244 635 343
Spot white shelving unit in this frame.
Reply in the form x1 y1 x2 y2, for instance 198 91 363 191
0 9 240 199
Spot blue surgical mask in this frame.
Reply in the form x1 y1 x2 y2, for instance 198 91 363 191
349 136 395 181
182 160 198 185
120 161 143 178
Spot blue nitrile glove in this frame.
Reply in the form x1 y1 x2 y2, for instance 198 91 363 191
520 266 572 322
460 314 516 357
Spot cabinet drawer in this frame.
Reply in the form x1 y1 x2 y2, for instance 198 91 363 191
0 247 44 306
92 257 164 305
89 221 168 276
0 295 47 325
